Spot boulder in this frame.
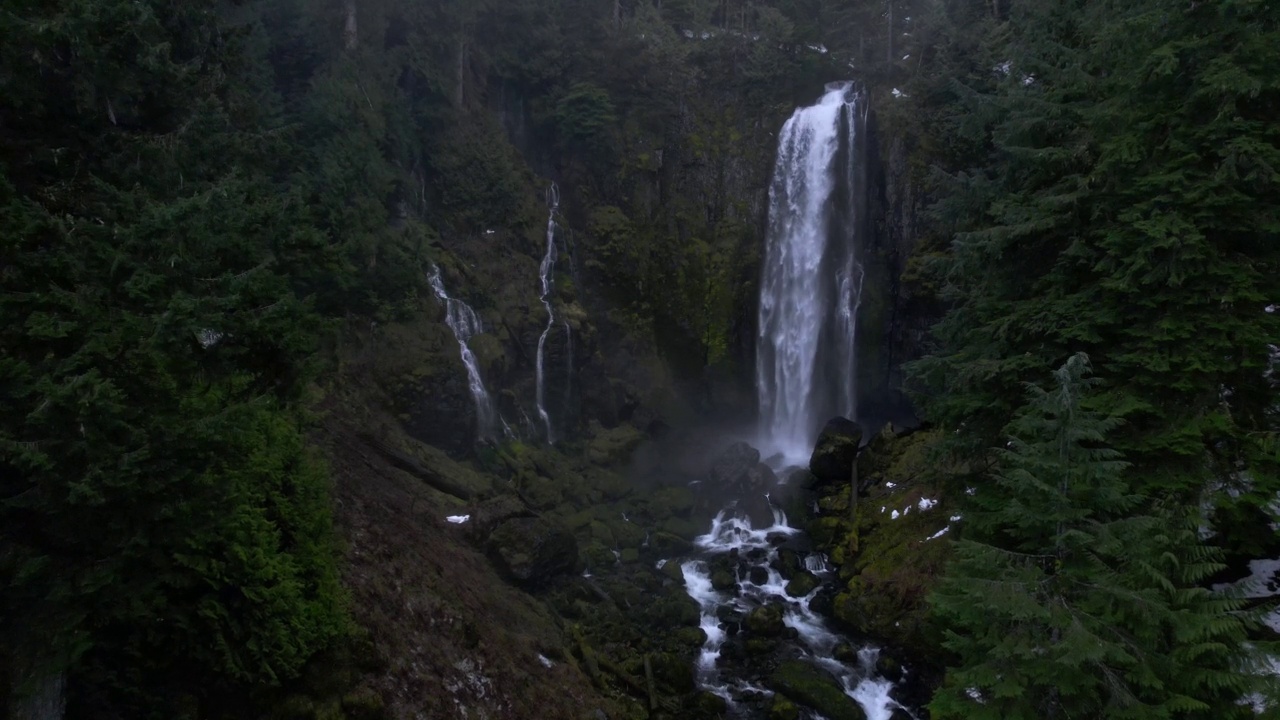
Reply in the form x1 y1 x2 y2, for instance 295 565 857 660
808 418 863 484
744 604 785 637
467 494 531 542
784 571 820 598
768 661 867 720
586 424 645 466
649 531 694 557
487 517 579 584
709 442 761 489
769 696 800 720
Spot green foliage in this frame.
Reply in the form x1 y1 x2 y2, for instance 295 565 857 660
554 83 618 155
930 355 1273 719
906 0 1280 501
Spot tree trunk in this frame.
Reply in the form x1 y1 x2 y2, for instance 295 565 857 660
343 0 358 50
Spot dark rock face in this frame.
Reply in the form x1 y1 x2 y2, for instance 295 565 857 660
768 661 867 720
487 517 578 585
808 418 863 484
709 442 761 489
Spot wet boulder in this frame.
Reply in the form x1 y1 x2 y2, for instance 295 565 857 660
744 604 785 637
467 494 532 542
768 661 867 720
784 571 820 598
709 442 761 489
808 418 863 484
487 517 579 585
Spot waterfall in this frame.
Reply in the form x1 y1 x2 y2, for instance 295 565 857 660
428 264 497 440
756 83 867 463
536 183 564 443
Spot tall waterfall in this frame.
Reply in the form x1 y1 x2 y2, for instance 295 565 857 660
757 83 867 463
536 183 564 443
428 264 497 440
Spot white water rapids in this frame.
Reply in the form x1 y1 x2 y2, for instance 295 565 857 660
677 83 909 719
680 499 910 720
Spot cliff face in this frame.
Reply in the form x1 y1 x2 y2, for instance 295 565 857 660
386 90 938 459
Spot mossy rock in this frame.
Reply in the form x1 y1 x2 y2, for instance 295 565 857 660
784 571 820 598
405 440 495 498
693 691 728 717
340 688 387 720
607 516 647 549
585 467 633 501
744 604 785 636
659 560 685 584
520 475 562 510
649 531 694 557
487 517 579 585
584 541 618 569
650 486 696 517
661 517 704 541
768 661 867 720
769 696 800 720
710 569 737 591
673 627 707 649
649 652 696 693
586 423 645 466
469 333 506 376
808 418 862 484
773 549 801 579
807 516 846 546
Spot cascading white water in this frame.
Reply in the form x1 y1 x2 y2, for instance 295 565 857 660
536 183 562 443
682 505 913 719
757 83 866 464
674 84 911 720
428 264 497 439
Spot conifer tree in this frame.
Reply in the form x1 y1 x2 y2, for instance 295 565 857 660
930 354 1273 720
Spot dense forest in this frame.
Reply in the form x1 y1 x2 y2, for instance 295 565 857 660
1 0 1277 719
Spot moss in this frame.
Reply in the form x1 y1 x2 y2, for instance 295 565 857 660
585 423 645 466
339 688 386 720
815 429 955 656
784 571 819 598
768 661 866 720
769 696 801 720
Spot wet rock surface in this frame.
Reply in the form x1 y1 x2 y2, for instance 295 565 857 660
808 417 863 484
768 661 868 720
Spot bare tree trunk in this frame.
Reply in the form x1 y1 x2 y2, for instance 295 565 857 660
343 0 358 50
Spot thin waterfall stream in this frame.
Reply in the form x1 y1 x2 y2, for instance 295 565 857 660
677 83 913 719
428 264 498 441
536 182 563 443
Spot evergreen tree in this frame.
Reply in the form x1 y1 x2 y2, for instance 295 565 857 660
909 0 1280 508
930 354 1273 720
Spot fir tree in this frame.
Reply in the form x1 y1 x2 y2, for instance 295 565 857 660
930 354 1273 720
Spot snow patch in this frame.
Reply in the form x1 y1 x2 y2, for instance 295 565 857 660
446 515 471 524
